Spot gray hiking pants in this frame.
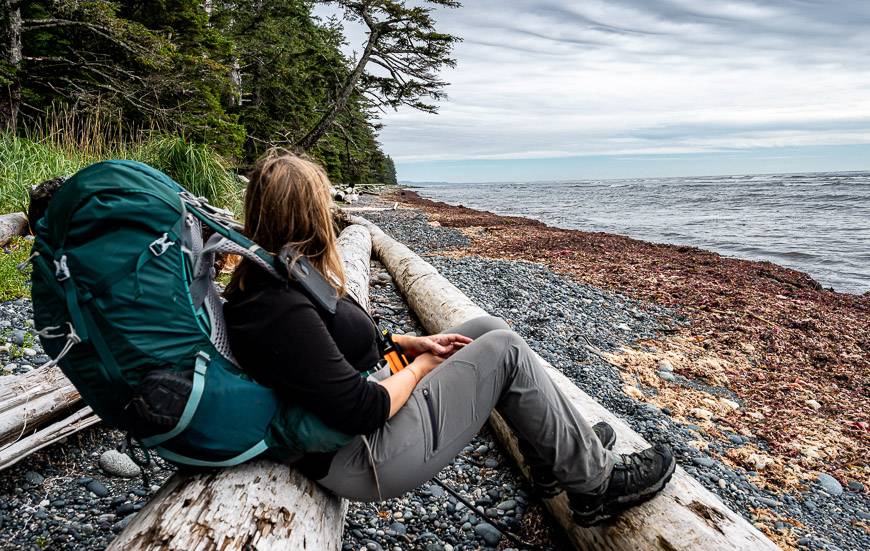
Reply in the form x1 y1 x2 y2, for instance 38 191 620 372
318 316 615 501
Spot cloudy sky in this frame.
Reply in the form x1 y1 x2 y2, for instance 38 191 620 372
321 1 870 182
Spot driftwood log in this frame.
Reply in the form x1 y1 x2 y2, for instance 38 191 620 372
0 367 80 448
0 407 99 471
0 212 27 245
109 224 373 551
349 214 780 551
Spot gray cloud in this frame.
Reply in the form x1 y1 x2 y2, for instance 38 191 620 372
322 1 870 165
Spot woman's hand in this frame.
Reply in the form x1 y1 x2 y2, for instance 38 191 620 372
395 333 472 359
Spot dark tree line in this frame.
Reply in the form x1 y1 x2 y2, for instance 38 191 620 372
0 0 460 185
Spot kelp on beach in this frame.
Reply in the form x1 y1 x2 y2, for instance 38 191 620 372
392 190 870 491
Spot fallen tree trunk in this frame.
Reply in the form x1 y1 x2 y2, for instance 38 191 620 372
337 223 372 312
0 212 27 245
109 224 373 551
0 406 98 471
350 214 780 551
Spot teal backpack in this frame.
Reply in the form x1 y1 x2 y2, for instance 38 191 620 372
28 160 353 467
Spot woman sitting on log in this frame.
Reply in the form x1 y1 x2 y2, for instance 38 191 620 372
223 149 676 526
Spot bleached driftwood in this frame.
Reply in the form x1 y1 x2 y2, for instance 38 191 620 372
337 224 372 311
0 363 73 412
0 407 98 471
0 212 27 245
0 367 80 447
350 215 779 551
109 224 373 551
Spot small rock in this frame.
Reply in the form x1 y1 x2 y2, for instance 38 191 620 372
99 449 142 478
22 347 36 357
495 499 516 511
747 453 773 471
690 408 714 420
483 458 499 468
718 478 727 489
817 473 843 496
657 371 676 382
747 411 765 420
805 399 821 410
24 471 44 486
847 481 864 492
728 435 745 445
9 330 25 346
757 497 780 508
473 522 502 546
388 522 406 535
693 456 715 468
112 515 135 533
657 359 674 372
720 398 739 410
623 385 645 400
86 479 109 497
116 502 136 516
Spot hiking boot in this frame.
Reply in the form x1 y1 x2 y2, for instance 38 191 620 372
568 443 676 526
529 421 617 498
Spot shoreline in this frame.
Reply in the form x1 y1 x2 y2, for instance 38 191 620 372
374 189 868 549
388 189 868 480
400 179 870 298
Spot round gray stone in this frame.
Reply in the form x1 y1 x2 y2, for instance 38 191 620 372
99 449 142 478
693 456 715 468
817 473 843 496
24 471 44 485
86 479 109 498
473 522 502 546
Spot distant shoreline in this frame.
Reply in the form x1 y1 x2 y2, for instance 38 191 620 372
402 174 870 295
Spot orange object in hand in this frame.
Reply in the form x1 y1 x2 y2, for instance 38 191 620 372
378 328 410 374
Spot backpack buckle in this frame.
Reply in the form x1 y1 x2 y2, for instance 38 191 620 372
149 234 175 256
54 255 70 281
178 191 203 208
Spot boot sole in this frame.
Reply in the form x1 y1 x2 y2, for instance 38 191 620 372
572 455 677 527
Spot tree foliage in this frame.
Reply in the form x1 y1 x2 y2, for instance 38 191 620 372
0 0 460 184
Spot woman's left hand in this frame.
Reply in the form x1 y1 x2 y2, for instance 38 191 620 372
398 333 472 359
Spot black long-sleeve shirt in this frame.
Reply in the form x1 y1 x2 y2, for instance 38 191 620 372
223 266 389 443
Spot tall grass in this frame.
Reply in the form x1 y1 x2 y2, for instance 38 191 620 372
139 137 242 213
1 117 242 215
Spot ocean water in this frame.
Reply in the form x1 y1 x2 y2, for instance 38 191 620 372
409 172 870 295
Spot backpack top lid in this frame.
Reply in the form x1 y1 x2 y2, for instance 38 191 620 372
40 160 185 249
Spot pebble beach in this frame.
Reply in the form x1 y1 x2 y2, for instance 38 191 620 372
0 191 867 550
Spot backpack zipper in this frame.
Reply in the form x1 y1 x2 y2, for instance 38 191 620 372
422 388 439 452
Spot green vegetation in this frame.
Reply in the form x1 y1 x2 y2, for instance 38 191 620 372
1 1 458 185
0 236 32 302
0 132 242 214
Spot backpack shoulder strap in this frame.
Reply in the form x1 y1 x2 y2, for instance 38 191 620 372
181 196 338 314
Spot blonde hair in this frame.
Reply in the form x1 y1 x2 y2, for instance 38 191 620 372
226 148 346 296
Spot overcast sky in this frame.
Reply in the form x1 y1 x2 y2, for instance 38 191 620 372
319 1 870 182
